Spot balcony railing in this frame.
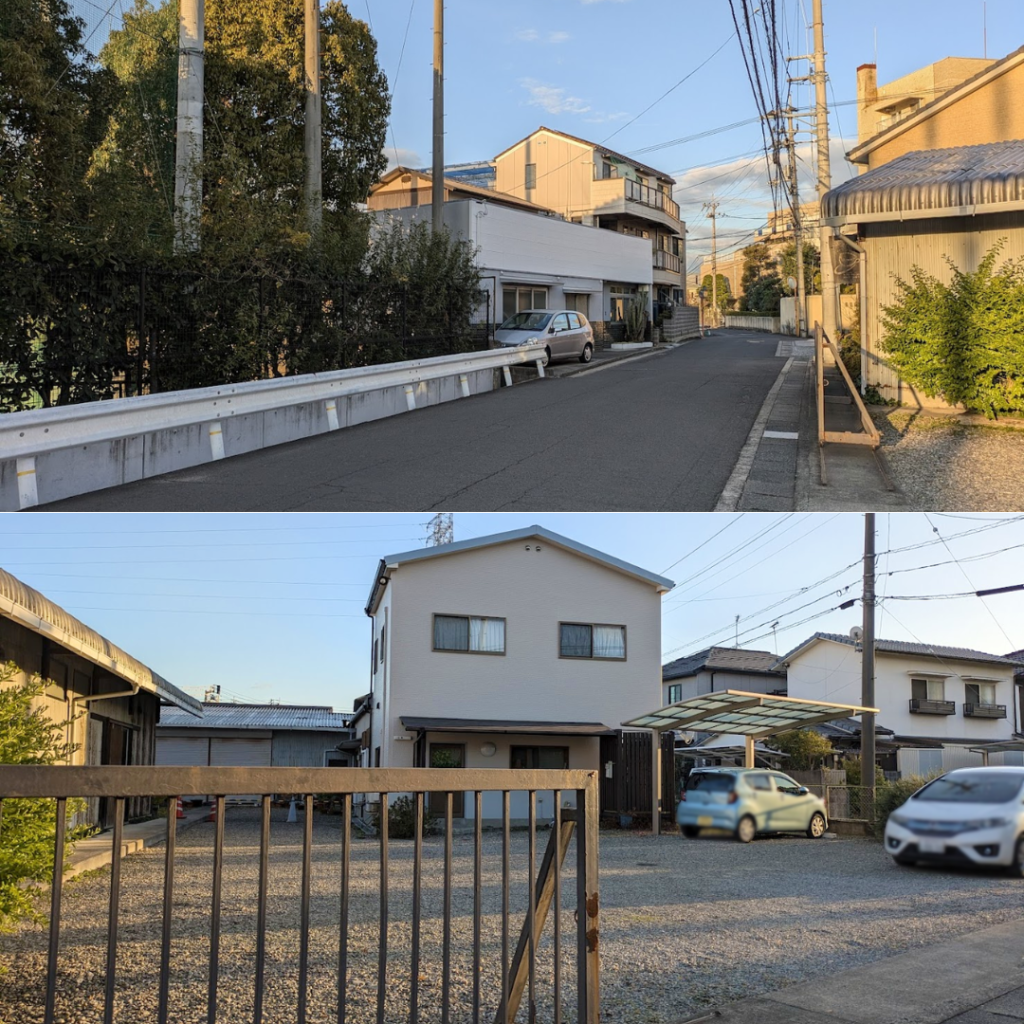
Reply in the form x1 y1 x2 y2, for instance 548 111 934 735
963 703 1007 719
654 250 681 273
625 178 680 220
909 698 956 715
1 765 601 1024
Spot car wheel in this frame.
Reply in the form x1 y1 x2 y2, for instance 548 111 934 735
542 346 551 367
1009 836 1024 878
806 812 826 839
735 815 756 844
680 825 700 839
579 342 593 364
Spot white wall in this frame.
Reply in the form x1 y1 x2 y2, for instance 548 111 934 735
786 639 1017 741
663 670 782 705
374 538 664 775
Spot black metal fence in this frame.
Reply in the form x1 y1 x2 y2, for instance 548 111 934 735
0 265 484 411
0 766 600 1024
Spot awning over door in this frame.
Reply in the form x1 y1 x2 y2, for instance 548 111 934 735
401 716 611 737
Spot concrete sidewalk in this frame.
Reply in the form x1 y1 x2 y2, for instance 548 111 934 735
67 804 209 879
677 916 1024 1024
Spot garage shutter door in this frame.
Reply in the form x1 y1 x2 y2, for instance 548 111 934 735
210 738 272 803
156 736 210 767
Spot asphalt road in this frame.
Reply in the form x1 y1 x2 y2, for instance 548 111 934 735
43 333 784 511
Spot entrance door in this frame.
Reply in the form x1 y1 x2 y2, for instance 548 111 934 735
428 743 465 817
100 721 132 828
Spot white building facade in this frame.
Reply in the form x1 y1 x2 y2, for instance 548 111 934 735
361 526 673 821
781 633 1023 775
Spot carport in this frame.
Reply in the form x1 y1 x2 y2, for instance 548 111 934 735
968 741 1024 766
623 690 880 835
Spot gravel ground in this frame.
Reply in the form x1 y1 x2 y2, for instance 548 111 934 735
874 410 1024 510
2 812 1022 1024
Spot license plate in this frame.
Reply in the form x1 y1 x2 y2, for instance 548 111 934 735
919 838 945 854
697 815 713 827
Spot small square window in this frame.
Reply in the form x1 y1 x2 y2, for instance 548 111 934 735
525 163 537 190
667 684 682 704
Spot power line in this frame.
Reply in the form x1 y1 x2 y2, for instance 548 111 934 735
660 514 744 575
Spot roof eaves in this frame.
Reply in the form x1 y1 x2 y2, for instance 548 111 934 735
847 45 1024 163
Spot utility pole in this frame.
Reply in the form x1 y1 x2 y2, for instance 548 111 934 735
431 0 444 232
812 0 837 341
786 111 806 339
702 198 720 328
173 0 204 252
861 512 876 823
304 0 323 233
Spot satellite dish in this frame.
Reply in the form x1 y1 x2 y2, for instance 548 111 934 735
849 626 864 644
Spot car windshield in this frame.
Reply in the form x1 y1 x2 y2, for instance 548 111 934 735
686 773 735 793
499 312 552 331
913 772 1024 803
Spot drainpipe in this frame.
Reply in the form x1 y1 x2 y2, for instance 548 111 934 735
836 232 868 396
73 683 141 736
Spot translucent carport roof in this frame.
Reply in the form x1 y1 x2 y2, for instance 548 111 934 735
968 741 1024 765
623 690 880 737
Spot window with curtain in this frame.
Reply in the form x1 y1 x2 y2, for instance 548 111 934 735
966 682 997 705
559 623 626 660
912 678 945 701
433 614 505 654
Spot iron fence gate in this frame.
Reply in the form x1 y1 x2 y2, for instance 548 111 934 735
0 766 600 1024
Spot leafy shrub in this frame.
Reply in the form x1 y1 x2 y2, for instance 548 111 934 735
372 795 439 839
871 774 931 836
764 729 834 770
881 242 1024 417
0 663 88 931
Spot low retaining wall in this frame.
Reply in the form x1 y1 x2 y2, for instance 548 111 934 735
660 306 700 343
723 314 782 334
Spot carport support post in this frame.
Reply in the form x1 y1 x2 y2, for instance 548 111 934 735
651 730 661 836
745 735 755 769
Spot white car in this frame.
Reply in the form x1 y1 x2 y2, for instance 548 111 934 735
884 766 1024 874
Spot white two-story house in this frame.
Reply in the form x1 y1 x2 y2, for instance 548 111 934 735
780 632 1024 775
361 525 673 821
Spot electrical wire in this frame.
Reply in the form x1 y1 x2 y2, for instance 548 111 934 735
660 515 745 576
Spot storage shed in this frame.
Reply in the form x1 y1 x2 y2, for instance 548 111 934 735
822 139 1024 404
156 702 355 777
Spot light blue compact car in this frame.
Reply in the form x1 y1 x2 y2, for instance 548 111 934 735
677 767 829 843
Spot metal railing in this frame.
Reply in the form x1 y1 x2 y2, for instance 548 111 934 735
653 250 681 273
1 766 600 1024
1 345 546 509
624 179 681 220
963 703 1007 718
909 698 957 716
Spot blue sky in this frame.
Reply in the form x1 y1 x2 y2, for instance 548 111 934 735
67 0 1024 273
3 513 1023 712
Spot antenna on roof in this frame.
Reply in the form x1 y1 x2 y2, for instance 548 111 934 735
426 513 454 547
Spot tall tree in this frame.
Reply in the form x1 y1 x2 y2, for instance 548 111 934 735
781 242 821 295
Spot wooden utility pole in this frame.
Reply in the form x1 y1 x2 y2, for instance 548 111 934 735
304 0 322 233
431 0 444 232
861 512 876 822
813 0 837 340
786 112 806 338
173 0 204 251
703 198 720 328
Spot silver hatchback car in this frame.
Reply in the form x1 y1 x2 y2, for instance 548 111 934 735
677 767 829 843
494 309 595 365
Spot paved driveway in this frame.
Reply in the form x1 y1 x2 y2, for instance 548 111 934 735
42 334 783 512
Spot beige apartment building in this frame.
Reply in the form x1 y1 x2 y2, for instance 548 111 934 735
493 127 686 313
851 46 1024 171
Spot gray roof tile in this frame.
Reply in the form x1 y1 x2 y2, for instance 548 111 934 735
663 646 784 681
159 703 353 731
778 631 1019 668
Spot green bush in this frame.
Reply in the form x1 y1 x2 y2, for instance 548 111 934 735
881 242 1024 417
764 729 834 770
871 775 932 836
372 795 439 839
0 663 88 931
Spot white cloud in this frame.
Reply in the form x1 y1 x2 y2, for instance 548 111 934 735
582 110 629 124
515 28 571 43
515 28 539 41
547 31 570 43
520 78 591 115
385 147 422 171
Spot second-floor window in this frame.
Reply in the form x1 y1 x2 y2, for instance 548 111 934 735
911 678 945 701
966 682 997 705
559 623 626 660
433 614 506 654
525 163 537 189
667 684 682 703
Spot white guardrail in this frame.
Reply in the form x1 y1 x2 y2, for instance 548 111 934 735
0 344 547 509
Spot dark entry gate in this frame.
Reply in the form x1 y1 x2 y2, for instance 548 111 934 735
0 766 600 1024
599 730 675 821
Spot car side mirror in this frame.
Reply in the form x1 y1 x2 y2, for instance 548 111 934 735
548 326 556 334
797 786 809 795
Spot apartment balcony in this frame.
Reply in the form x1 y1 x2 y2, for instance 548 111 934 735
963 703 1007 719
908 698 956 716
591 176 681 232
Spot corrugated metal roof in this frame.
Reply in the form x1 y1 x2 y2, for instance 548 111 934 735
823 140 1024 223
367 526 675 614
159 703 353 731
0 567 200 715
777 631 1020 668
663 646 785 681
400 716 611 736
